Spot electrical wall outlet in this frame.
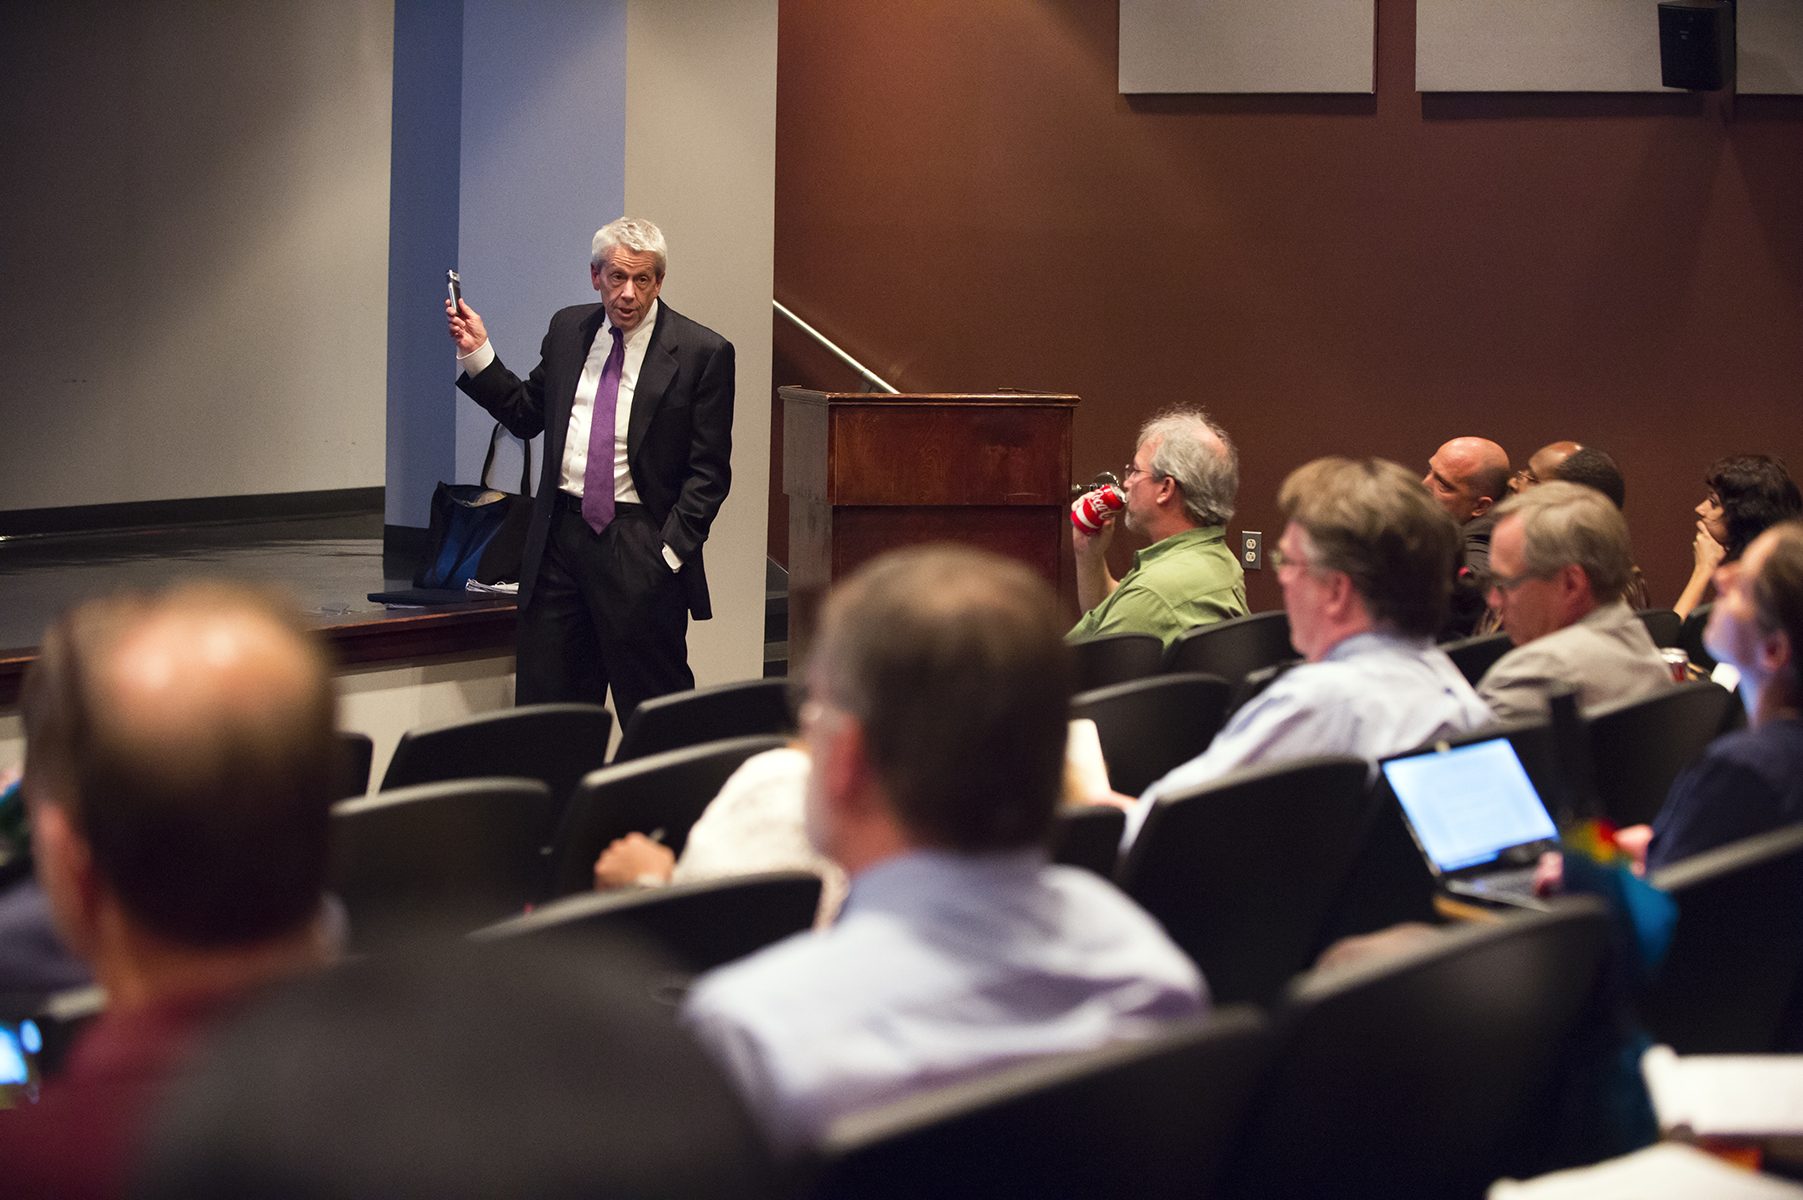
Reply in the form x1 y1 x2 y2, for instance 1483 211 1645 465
1241 531 1262 570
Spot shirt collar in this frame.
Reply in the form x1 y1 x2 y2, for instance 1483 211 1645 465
1321 629 1433 662
842 846 1047 917
1134 524 1226 567
1574 597 1634 629
605 297 660 350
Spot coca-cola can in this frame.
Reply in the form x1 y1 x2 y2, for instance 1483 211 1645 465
1661 647 1691 683
1071 486 1125 532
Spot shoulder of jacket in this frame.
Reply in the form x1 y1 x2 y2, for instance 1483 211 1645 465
653 303 731 352
546 301 600 321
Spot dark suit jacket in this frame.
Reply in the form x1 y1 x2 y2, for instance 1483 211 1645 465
457 300 734 619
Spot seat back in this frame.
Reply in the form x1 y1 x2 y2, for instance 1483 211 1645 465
1226 660 1296 718
378 703 613 814
1119 756 1374 1007
1644 824 1803 1053
1049 805 1126 877
1072 672 1233 798
1677 601 1717 672
548 734 789 897
331 777 558 948
1635 607 1683 648
806 1008 1270 1200
1067 632 1165 693
335 731 374 799
1162 610 1294 687
476 871 823 975
1307 793 1440 956
1439 631 1514 687
1226 898 1611 1200
612 678 792 764
1586 681 1732 827
137 937 777 1198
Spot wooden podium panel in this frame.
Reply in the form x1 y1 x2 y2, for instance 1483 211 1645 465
781 389 1078 664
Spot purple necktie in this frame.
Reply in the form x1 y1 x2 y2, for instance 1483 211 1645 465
582 326 625 534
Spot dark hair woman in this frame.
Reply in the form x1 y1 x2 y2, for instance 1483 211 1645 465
1674 454 1803 620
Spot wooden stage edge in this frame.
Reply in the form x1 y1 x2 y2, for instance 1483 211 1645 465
0 602 519 708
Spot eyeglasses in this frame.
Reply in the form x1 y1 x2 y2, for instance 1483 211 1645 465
1269 545 1310 572
1123 462 1167 485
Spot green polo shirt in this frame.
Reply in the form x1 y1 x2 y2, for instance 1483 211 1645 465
1067 525 1248 649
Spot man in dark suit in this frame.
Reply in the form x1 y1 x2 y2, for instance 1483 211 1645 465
447 218 733 720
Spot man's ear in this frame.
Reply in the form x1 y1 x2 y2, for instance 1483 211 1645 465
1321 568 1358 618
816 712 875 821
1471 493 1496 518
1759 628 1793 682
1559 563 1593 606
30 800 103 962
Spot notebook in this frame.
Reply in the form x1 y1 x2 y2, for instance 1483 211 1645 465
1379 736 1560 910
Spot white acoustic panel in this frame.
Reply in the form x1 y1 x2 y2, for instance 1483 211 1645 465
1417 0 1666 92
1740 0 1803 95
1119 0 1375 94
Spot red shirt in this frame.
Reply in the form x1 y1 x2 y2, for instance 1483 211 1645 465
0 988 239 1200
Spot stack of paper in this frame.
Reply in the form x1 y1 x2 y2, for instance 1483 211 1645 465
1489 1143 1803 1198
1641 1045 1803 1138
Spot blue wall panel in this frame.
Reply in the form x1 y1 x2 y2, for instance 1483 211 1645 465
386 0 465 528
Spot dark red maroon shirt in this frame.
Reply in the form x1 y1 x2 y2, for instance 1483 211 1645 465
0 988 239 1200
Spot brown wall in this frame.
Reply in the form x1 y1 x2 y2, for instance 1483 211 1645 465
769 0 1803 618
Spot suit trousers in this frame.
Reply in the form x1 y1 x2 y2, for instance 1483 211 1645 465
515 500 693 721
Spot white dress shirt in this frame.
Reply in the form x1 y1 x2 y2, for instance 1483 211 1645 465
671 748 848 927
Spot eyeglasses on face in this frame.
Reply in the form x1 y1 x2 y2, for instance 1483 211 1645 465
1269 544 1310 572
1122 462 1168 484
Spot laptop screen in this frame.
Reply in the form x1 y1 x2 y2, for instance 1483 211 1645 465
1380 738 1559 873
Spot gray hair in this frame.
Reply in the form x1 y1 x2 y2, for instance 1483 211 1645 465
1139 408 1238 527
1491 480 1635 603
591 217 667 278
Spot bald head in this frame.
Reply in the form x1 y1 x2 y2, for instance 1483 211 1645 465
1512 441 1582 495
1424 437 1512 524
23 583 338 947
108 604 323 790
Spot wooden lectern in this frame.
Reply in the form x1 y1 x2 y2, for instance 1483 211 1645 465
780 388 1079 664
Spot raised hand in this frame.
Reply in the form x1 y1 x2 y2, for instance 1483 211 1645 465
446 297 488 356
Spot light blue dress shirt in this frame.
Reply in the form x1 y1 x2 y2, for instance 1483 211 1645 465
1124 631 1494 843
680 848 1207 1150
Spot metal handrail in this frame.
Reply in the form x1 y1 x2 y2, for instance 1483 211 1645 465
772 300 898 394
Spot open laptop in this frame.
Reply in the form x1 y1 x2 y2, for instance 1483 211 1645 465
1379 736 1561 911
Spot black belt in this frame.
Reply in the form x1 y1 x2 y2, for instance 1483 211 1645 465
555 491 645 517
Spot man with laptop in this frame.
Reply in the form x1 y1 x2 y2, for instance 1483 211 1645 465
1475 481 1672 723
1131 457 1491 821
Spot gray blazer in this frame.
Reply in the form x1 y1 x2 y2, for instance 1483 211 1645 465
1477 599 1674 723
